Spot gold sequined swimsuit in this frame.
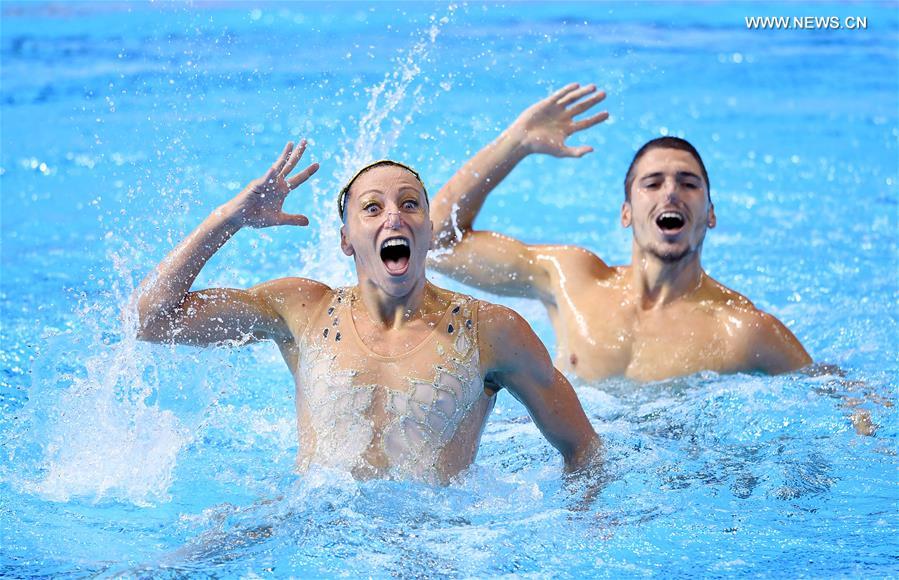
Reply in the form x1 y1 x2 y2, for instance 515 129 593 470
294 288 495 483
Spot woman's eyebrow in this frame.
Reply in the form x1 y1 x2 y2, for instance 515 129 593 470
357 188 386 197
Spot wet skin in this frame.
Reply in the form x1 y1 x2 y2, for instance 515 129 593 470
135 145 599 479
430 84 811 381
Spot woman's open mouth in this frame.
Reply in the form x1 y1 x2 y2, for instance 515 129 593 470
380 236 411 275
655 211 686 235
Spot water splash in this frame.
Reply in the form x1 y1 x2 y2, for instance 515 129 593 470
305 7 456 289
2 249 210 506
21 348 189 506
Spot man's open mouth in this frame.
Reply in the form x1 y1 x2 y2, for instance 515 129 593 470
655 211 686 234
380 236 411 275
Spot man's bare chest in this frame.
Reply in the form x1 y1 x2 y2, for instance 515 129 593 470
551 289 732 381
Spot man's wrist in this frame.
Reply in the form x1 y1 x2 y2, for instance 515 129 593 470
209 204 244 235
496 127 533 160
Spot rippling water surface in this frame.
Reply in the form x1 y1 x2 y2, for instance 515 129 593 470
1 2 897 577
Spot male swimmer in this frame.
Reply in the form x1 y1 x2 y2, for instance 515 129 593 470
136 141 599 483
431 84 812 382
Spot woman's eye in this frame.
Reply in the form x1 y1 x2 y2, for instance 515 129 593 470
363 204 380 214
402 200 419 210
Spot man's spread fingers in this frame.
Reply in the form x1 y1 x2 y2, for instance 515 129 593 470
557 84 596 107
550 83 580 103
573 112 610 132
567 91 607 117
565 145 594 158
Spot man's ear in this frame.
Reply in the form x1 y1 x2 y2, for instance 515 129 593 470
708 204 717 229
340 225 354 256
621 201 632 228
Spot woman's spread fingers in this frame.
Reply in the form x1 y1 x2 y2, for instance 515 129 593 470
287 162 320 189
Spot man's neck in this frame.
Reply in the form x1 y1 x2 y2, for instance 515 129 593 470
630 247 706 309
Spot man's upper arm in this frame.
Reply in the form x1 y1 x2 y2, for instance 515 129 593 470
431 232 609 306
479 302 599 470
741 310 812 374
138 277 330 347
430 230 551 300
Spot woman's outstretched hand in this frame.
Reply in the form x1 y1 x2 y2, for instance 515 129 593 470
223 140 320 228
508 83 609 158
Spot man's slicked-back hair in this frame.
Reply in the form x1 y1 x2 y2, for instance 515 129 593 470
338 159 428 222
624 137 710 201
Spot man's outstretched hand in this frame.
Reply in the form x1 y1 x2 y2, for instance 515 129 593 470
508 83 609 158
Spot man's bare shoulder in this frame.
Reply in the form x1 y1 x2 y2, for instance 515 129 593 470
702 277 811 373
530 244 615 282
727 303 796 344
697 277 777 342
700 276 757 310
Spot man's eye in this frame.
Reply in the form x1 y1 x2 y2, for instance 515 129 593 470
645 182 660 189
684 182 699 190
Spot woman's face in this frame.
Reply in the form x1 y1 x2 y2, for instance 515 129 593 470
340 164 432 297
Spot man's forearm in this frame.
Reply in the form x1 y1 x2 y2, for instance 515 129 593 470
136 206 239 329
432 83 606 249
432 129 531 246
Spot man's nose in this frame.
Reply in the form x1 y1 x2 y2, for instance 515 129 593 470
384 211 403 229
664 177 680 200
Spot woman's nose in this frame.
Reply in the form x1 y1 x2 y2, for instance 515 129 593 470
385 211 402 229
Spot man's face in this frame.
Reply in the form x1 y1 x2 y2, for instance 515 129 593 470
340 165 432 297
621 147 715 263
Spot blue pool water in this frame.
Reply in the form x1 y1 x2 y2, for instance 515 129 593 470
1 1 897 576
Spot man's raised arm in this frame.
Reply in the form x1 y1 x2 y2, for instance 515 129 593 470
429 84 608 298
479 302 601 472
136 141 323 346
